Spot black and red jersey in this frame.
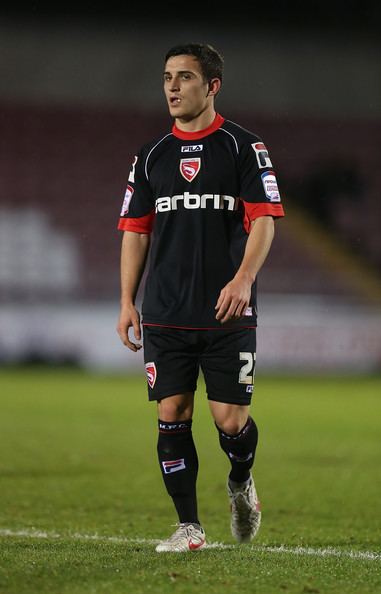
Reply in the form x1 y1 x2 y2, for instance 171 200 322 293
118 113 285 329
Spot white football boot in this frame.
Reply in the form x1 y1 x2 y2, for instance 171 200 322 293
227 474 261 543
155 523 206 552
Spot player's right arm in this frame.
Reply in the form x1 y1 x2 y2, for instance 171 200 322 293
117 231 150 352
116 149 155 351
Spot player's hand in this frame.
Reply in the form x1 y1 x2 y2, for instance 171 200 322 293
117 304 142 352
215 273 252 324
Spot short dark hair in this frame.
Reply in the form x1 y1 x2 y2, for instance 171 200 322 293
165 43 224 83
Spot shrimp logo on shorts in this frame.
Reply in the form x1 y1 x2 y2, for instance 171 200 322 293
145 361 157 389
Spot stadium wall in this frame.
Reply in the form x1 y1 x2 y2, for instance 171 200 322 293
1 20 380 118
1 299 380 374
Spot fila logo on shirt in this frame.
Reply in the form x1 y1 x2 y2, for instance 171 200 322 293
155 192 239 213
252 142 273 169
181 144 203 153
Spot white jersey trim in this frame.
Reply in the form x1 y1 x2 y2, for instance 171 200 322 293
218 127 239 154
144 133 173 180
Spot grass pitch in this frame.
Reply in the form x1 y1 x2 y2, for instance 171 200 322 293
0 368 380 593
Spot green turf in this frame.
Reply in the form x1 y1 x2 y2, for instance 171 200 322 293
0 368 380 593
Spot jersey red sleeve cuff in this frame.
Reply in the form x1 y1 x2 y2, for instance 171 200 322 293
118 211 155 233
241 201 285 233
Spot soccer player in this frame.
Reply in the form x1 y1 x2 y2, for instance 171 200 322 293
117 43 285 552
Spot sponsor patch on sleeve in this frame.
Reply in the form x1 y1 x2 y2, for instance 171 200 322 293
120 184 134 216
252 142 273 168
261 171 281 202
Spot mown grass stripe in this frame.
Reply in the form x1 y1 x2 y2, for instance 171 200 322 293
1 528 379 561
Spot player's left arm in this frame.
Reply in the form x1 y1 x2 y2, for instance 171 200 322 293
215 216 274 324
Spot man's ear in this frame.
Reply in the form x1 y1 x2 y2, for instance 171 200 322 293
207 78 222 96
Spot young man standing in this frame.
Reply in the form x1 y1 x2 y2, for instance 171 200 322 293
117 43 285 552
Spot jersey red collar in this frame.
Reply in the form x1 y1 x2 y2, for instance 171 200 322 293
172 113 225 140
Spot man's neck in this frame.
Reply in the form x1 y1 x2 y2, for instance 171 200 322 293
175 108 216 133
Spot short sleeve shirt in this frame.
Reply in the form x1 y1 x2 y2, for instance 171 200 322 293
118 113 285 328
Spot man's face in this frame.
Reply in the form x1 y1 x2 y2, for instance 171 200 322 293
163 54 210 121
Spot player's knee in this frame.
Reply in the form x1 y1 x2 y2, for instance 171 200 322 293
216 417 247 436
158 394 193 422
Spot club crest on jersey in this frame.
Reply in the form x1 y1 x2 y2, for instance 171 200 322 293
145 361 157 389
120 184 134 215
261 171 281 202
180 158 201 182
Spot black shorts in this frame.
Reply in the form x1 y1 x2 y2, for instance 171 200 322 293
142 325 257 405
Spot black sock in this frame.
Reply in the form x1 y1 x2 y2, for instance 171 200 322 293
217 416 258 483
157 419 199 524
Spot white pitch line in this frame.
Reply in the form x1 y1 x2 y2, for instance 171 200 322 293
255 544 381 561
0 528 380 561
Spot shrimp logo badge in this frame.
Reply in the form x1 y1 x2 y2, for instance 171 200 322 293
145 362 157 389
180 158 201 182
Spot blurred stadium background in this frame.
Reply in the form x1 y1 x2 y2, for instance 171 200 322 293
0 2 380 375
